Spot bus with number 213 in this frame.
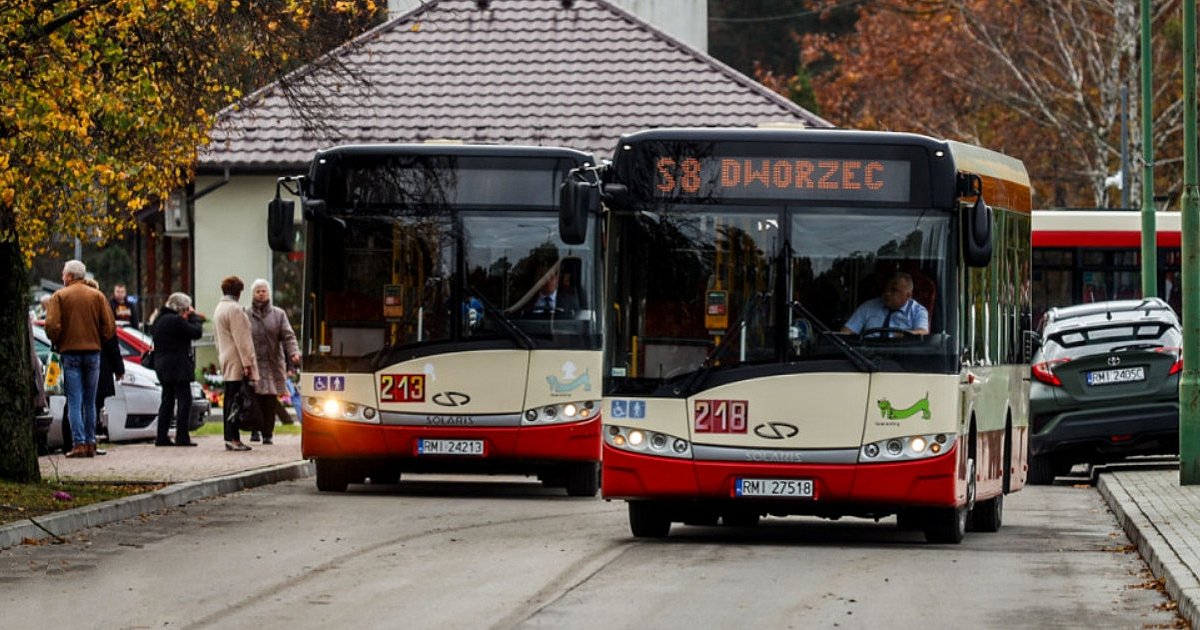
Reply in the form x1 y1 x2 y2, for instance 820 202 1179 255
268 143 604 495
558 128 1032 543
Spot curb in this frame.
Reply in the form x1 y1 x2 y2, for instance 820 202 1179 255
0 460 313 551
1097 473 1199 628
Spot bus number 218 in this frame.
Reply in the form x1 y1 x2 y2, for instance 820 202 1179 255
695 399 748 433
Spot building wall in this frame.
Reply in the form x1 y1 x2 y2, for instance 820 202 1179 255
192 174 279 367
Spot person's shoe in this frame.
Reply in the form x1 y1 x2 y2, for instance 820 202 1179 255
250 431 261 442
174 441 198 447
86 443 97 457
155 441 174 447
225 441 252 451
262 437 273 445
64 445 89 458
94 447 106 456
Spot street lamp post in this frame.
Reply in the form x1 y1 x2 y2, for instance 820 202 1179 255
1181 0 1200 484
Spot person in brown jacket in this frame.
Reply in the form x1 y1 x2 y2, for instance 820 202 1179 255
214 276 258 451
44 259 115 458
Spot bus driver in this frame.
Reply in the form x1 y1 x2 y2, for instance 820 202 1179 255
841 271 929 336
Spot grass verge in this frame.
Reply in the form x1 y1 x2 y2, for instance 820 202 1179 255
0 480 166 526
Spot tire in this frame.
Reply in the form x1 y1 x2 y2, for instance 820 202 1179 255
628 501 671 538
315 459 350 492
565 462 600 497
971 493 1004 533
924 505 967 544
1027 454 1057 485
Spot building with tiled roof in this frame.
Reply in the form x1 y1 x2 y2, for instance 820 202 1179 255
187 0 828 351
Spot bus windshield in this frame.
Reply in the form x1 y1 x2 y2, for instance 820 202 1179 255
605 204 956 392
306 208 600 369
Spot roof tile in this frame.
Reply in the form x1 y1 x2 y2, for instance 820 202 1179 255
199 0 829 170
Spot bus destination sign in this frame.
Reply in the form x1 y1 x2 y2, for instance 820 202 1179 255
651 156 912 203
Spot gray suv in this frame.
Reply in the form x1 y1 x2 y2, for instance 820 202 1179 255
1028 298 1180 484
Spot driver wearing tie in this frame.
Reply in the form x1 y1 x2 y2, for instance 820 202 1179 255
841 271 929 336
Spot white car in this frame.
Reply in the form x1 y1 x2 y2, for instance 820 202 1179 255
31 325 210 453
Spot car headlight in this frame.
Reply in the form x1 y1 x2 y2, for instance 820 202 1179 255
604 424 692 459
859 433 955 462
305 396 379 423
522 400 598 425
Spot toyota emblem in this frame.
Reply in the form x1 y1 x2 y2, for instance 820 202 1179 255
1107 356 1121 367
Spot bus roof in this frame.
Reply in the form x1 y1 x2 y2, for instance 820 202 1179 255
312 143 595 165
944 140 1030 188
613 127 950 153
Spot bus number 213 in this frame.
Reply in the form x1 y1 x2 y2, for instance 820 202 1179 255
380 374 426 403
695 399 748 433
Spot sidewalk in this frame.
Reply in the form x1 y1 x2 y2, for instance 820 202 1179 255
1 433 310 550
1098 467 1200 629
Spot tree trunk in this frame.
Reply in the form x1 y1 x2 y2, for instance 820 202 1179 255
0 202 40 483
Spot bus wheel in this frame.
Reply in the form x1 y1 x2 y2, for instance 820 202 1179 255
924 505 967 544
628 501 671 538
895 510 925 531
315 460 350 492
565 462 600 497
970 494 1004 533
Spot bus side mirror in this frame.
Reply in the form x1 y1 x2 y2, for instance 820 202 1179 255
559 180 597 245
267 197 295 253
963 196 992 267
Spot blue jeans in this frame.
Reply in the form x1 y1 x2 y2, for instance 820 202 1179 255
62 351 101 446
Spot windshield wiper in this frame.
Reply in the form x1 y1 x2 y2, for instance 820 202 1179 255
467 285 534 350
789 300 877 373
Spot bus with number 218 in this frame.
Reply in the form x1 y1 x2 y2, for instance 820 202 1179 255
559 128 1032 543
268 143 604 495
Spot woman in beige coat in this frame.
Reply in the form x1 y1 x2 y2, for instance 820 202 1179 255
214 276 258 451
246 278 300 444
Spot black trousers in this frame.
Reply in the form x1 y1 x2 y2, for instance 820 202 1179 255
254 393 286 439
157 381 193 445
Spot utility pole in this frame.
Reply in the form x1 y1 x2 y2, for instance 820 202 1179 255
1181 0 1200 484
1142 0 1157 298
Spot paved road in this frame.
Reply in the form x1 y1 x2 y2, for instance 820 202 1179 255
0 475 1179 629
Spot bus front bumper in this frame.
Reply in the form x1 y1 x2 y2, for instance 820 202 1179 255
601 442 962 509
301 414 601 464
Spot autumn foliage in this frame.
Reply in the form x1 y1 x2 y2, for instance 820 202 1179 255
794 0 1184 210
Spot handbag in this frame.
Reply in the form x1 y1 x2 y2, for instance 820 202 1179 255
227 382 261 431
140 349 156 370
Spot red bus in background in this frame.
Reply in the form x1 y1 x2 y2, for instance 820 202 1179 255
1032 209 1182 325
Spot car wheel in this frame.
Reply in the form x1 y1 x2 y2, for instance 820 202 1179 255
628 501 671 538
314 459 350 492
1027 454 1057 485
565 462 600 497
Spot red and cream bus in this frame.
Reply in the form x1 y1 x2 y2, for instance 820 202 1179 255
566 128 1031 543
268 143 604 495
1032 209 1182 324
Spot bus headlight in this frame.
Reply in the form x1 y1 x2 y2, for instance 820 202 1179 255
522 400 600 425
306 397 379 424
860 433 955 463
603 425 692 459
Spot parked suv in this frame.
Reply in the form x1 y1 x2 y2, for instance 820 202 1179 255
1028 298 1180 484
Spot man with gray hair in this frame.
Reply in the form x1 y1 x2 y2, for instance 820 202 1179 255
44 259 115 458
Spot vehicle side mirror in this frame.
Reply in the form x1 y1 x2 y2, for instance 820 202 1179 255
302 198 328 220
267 197 295 253
559 180 597 245
963 196 993 267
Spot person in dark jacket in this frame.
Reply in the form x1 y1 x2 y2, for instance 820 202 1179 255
151 292 204 446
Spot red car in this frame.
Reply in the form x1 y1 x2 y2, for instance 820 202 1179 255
113 323 153 364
